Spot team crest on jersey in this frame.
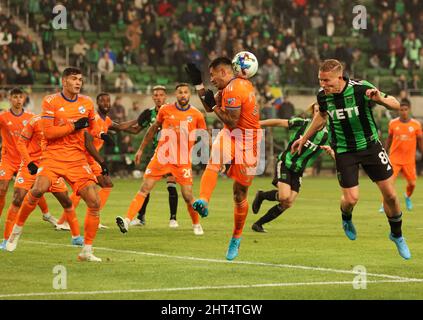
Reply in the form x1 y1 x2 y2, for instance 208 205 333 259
22 120 28 126
187 116 193 123
17 177 24 184
145 168 152 174
78 106 86 114
0 170 5 177
409 126 415 132
227 98 236 105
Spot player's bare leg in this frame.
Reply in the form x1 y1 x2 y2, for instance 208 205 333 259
5 176 51 251
404 179 416 211
96 175 113 229
339 186 359 241
180 184 203 235
77 184 101 262
376 177 410 259
116 177 157 233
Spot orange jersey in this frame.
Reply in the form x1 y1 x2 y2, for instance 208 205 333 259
17 115 45 166
220 78 261 133
156 103 207 164
388 117 422 165
41 92 96 163
0 109 34 165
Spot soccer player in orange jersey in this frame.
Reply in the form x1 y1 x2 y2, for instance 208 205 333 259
6 67 103 262
0 114 85 249
186 57 262 260
385 99 423 211
115 83 207 235
0 88 56 230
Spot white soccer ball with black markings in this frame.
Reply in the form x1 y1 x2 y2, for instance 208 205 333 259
232 51 259 79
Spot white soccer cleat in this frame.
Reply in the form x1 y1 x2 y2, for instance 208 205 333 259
98 223 109 230
192 223 204 236
55 221 71 231
169 219 179 228
42 214 58 227
6 226 23 252
130 218 144 227
116 216 129 233
77 248 102 262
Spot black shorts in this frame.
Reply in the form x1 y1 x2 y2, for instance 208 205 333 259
272 160 302 192
335 141 393 188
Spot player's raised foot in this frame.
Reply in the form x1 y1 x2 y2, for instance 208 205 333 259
192 224 204 235
5 225 23 252
226 237 241 261
169 219 179 228
71 236 84 246
55 221 70 231
342 219 356 240
130 218 145 227
116 216 129 233
42 213 58 227
378 203 385 213
389 233 411 260
251 223 266 233
0 239 7 251
404 193 413 211
98 223 109 229
252 190 264 214
77 247 102 262
192 199 208 218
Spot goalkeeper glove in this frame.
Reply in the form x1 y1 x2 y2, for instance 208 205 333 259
27 161 38 175
74 117 89 130
185 63 203 86
100 133 115 147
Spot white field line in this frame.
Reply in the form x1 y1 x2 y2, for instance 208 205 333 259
1 279 423 299
21 240 421 282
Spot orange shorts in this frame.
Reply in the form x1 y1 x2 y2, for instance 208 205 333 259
208 129 262 187
0 159 20 181
90 161 102 177
392 162 417 182
14 162 68 193
144 155 193 186
37 158 96 195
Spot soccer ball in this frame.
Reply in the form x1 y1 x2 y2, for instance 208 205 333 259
232 51 259 79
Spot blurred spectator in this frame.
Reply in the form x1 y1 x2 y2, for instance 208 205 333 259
97 52 114 87
100 42 117 64
109 96 127 122
0 28 12 46
117 45 136 67
16 68 34 85
127 101 141 120
40 53 58 73
148 29 165 68
85 41 100 72
278 94 295 119
40 18 54 55
403 32 422 71
72 37 89 68
125 19 142 52
157 0 175 17
260 58 281 87
48 70 61 86
396 74 409 94
114 72 135 93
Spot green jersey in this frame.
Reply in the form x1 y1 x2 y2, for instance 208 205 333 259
317 77 381 154
278 118 330 173
137 107 160 148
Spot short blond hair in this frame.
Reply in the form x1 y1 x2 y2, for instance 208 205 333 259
306 102 318 115
319 59 343 74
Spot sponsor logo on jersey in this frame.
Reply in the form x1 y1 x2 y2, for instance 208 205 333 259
17 177 24 184
78 106 86 114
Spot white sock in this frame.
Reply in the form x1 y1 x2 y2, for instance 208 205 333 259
83 244 92 252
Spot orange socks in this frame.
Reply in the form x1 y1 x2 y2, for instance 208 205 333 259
233 199 248 238
57 192 81 225
199 167 219 202
16 191 40 227
3 204 19 239
126 192 146 221
37 195 49 214
187 203 200 225
99 187 112 210
64 206 80 237
84 207 100 245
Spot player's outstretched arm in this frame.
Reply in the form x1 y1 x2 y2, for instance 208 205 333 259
417 134 423 154
366 89 400 111
385 133 393 152
111 119 142 134
291 111 327 154
135 121 161 165
259 119 289 128
84 131 104 164
16 132 32 167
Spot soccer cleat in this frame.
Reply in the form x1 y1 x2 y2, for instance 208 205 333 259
192 224 204 235
130 218 144 227
116 216 129 233
192 199 209 218
226 237 241 260
5 226 23 252
342 219 357 240
55 221 71 231
378 203 385 213
169 219 179 228
404 193 413 211
42 214 58 227
0 239 7 251
389 233 411 260
71 236 84 246
251 223 266 233
252 190 264 214
77 249 102 262
98 223 109 229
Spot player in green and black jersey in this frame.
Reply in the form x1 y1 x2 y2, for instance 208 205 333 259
251 103 334 232
129 85 179 228
291 59 411 260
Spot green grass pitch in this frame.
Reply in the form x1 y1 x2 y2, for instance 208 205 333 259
0 175 422 300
